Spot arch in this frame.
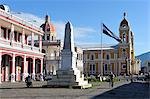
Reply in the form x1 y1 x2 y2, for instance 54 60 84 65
1 54 12 81
35 58 41 74
15 56 23 81
26 58 33 75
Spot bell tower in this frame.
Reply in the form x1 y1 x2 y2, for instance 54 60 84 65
41 15 56 41
118 12 133 75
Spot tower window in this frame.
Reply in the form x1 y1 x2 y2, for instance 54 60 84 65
42 35 45 40
122 32 126 42
122 49 126 57
122 64 126 69
47 34 50 40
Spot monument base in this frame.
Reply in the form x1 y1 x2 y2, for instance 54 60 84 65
46 69 92 89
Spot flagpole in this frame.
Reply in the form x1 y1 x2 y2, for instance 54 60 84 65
101 22 103 76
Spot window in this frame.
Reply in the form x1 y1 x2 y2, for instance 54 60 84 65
90 64 92 71
95 53 98 59
8 29 11 40
106 54 109 60
122 32 126 42
14 31 17 42
87 54 89 59
122 49 126 57
148 62 150 67
42 35 45 40
93 64 95 71
18 33 22 42
52 36 53 41
91 55 94 60
1 27 6 38
122 64 126 69
47 27 50 32
104 64 108 71
47 34 50 40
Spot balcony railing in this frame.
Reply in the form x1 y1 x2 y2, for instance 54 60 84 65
0 38 40 53
0 38 10 46
0 9 42 32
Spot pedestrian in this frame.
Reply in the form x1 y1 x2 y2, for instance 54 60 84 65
25 75 32 87
109 72 114 88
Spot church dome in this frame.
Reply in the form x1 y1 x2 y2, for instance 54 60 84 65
49 23 55 33
40 15 56 33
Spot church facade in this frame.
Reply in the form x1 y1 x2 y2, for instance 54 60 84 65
83 14 136 76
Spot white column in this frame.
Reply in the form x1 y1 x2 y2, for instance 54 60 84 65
22 55 26 81
40 58 43 81
0 51 2 83
22 29 25 47
31 32 34 50
11 53 15 82
10 24 14 47
32 57 35 80
39 35 42 52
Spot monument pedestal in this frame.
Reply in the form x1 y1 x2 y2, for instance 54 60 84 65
47 69 92 89
46 22 92 89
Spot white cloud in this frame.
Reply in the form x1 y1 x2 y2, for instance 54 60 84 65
12 12 97 44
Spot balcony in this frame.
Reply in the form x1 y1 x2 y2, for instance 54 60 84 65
0 38 40 53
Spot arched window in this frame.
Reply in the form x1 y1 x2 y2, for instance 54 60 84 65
106 54 109 60
91 55 94 60
122 48 126 57
104 64 108 71
122 32 126 42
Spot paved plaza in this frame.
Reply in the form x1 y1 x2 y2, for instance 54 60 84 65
0 80 149 99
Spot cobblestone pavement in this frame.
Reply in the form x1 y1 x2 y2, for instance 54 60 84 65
0 81 149 99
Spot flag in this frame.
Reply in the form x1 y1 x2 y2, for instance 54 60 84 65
102 23 121 42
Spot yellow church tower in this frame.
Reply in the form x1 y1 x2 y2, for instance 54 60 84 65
118 12 135 75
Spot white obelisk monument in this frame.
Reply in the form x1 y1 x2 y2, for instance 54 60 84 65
47 22 92 88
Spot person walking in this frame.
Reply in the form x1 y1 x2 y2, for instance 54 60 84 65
109 72 114 88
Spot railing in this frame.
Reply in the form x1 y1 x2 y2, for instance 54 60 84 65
0 9 42 32
33 46 40 52
0 37 42 53
0 38 10 46
23 44 32 50
13 41 22 48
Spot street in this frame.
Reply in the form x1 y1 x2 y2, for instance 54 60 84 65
0 80 149 99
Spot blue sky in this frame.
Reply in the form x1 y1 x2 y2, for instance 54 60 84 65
1 0 150 56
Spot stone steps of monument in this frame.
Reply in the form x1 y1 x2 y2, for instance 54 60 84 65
52 75 76 80
47 80 92 89
56 70 75 75
72 83 92 89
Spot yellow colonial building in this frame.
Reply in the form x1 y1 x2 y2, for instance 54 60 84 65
83 14 136 76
